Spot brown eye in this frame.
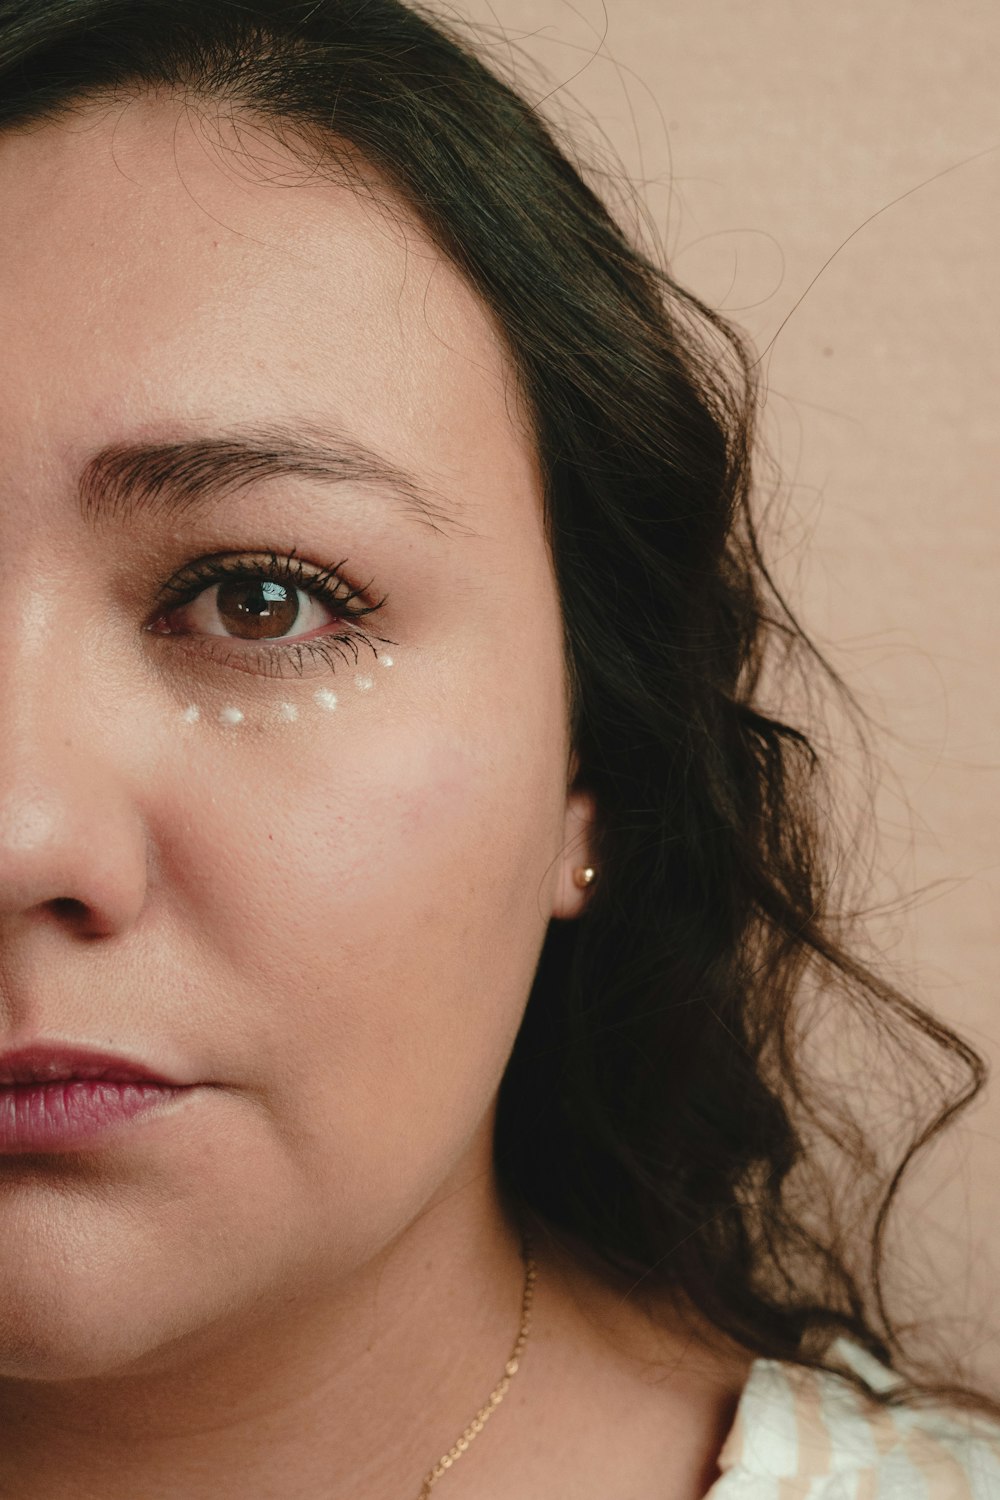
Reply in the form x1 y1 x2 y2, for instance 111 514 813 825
163 575 335 645
214 578 303 640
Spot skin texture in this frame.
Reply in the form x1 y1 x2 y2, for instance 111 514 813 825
0 95 751 1498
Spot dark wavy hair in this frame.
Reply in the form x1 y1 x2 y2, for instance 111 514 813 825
2 0 996 1425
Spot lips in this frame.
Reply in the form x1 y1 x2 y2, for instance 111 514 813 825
0 1044 193 1154
0 1043 181 1087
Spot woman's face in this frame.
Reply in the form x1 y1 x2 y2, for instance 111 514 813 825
0 96 593 1377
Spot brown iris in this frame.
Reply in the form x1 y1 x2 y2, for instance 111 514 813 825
215 578 300 640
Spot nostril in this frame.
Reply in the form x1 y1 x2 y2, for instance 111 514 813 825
50 897 88 921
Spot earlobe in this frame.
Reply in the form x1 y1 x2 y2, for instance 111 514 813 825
552 784 599 920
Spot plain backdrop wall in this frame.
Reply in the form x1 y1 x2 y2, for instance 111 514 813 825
431 0 1000 1395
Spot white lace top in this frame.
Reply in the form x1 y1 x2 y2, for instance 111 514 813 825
706 1336 1000 1498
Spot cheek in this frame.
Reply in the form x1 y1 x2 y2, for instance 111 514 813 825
155 724 545 1237
156 715 547 1054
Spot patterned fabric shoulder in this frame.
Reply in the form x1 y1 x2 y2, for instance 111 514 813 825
706 1335 1000 1498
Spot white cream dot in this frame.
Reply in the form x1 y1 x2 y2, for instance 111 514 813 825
181 704 200 723
279 702 299 722
219 706 244 725
314 689 338 711
355 674 374 692
379 655 394 668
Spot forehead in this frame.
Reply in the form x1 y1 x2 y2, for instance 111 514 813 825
0 94 540 529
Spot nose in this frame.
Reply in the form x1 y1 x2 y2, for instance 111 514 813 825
0 643 150 942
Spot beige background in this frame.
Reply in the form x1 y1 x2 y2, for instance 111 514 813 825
433 0 1000 1394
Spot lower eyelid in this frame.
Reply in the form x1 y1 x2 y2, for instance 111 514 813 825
153 621 389 682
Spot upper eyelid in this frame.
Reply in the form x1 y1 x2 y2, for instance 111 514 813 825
154 551 384 615
156 550 331 598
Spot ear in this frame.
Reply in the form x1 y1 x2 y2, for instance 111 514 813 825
551 751 599 921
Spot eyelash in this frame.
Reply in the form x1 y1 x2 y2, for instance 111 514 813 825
148 548 395 679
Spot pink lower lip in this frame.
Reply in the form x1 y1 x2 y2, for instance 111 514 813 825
0 1080 188 1153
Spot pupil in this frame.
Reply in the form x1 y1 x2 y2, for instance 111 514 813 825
217 578 299 639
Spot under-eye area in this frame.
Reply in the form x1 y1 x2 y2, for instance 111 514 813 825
177 676 384 726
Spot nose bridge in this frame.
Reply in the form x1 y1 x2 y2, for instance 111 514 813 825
0 572 150 938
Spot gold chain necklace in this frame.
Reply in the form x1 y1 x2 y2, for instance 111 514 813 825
416 1237 537 1497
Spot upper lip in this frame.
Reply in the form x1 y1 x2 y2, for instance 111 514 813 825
0 1044 183 1086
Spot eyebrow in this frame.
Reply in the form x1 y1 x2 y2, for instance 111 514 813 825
76 419 471 539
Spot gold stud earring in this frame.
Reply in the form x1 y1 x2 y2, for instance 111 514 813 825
573 866 596 889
